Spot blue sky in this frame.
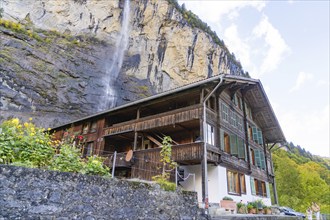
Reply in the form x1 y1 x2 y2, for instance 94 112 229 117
178 0 329 157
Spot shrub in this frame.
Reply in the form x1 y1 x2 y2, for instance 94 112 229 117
0 118 110 177
49 143 84 173
0 118 55 167
83 156 110 176
152 175 176 191
222 196 233 201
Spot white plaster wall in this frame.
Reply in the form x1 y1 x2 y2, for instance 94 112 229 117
179 165 271 206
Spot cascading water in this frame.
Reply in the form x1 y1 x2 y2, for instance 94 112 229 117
101 0 130 110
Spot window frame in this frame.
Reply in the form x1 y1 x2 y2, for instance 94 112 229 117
227 170 246 195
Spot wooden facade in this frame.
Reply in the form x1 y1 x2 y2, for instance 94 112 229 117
52 75 285 206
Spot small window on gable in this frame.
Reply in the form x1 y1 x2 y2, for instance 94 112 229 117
90 121 98 133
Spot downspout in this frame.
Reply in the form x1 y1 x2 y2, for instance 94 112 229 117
201 75 224 213
241 93 251 172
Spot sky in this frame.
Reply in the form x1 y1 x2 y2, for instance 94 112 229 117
178 0 329 157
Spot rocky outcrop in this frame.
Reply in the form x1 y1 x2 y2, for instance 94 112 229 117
0 0 244 127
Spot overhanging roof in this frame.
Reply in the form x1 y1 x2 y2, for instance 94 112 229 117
52 74 286 144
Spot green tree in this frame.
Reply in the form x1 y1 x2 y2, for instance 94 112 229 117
152 136 177 191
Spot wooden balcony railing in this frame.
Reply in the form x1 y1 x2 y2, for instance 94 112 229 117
101 142 221 170
103 105 202 136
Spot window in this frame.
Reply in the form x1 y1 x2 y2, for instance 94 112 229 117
206 124 215 145
221 103 229 122
227 170 246 195
220 130 246 160
220 129 230 153
252 126 263 145
237 115 243 131
250 148 255 165
240 174 246 194
237 96 243 110
250 177 269 197
254 149 266 170
82 123 89 134
90 121 98 133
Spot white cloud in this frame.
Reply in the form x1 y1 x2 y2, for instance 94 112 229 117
178 1 266 26
278 104 330 157
252 15 291 77
289 71 314 92
223 24 252 69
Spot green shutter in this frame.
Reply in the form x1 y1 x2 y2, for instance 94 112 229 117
254 149 261 168
238 138 245 159
252 126 258 142
266 182 270 198
257 128 263 145
260 151 266 170
220 129 224 151
250 177 256 195
230 135 238 156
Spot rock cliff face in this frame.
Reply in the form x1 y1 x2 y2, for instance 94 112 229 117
0 0 244 127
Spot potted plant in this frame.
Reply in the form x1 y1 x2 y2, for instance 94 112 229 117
247 201 257 214
256 199 265 214
237 202 247 214
220 196 236 213
263 206 272 215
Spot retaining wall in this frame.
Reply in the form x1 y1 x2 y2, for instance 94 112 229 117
0 165 204 220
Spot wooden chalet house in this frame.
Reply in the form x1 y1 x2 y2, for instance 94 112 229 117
52 74 286 208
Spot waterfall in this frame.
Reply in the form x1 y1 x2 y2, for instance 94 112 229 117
102 0 130 110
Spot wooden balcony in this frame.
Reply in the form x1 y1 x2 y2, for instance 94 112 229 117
102 142 221 169
103 105 202 136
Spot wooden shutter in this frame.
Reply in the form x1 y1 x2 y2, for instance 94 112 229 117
254 149 261 168
260 151 266 170
250 177 256 195
230 135 238 156
266 182 270 198
257 128 263 145
238 137 245 159
252 126 258 142
220 129 225 151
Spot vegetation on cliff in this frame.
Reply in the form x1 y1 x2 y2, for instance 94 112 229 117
0 118 110 176
166 0 249 77
272 144 330 213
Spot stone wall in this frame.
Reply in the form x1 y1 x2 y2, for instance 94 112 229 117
0 165 205 220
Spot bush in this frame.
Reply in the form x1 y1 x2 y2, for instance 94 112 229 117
49 143 84 173
83 156 110 176
152 175 176 191
0 118 110 177
0 118 55 167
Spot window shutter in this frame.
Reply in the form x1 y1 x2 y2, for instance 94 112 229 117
230 135 238 156
220 129 225 151
266 182 270 198
252 126 258 143
254 149 261 168
260 151 266 170
238 138 245 159
250 177 256 195
257 128 263 145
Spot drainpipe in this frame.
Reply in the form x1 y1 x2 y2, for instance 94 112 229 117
201 75 224 214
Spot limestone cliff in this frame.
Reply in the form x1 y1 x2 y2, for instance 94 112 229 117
0 0 245 127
